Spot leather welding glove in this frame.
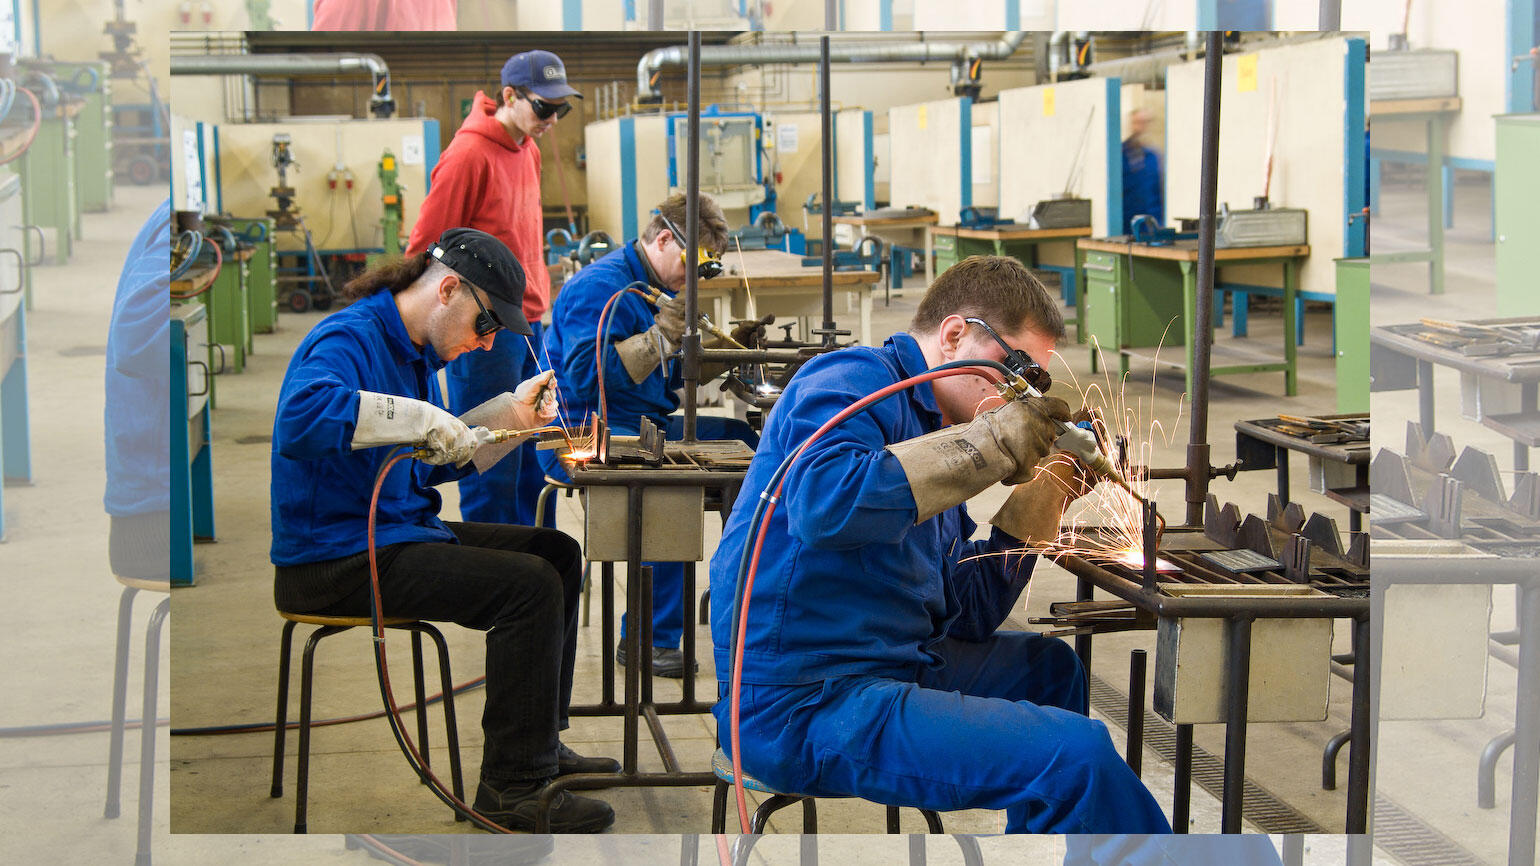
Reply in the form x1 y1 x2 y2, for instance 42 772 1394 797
886 395 1074 523
511 369 560 428
352 391 480 466
614 295 689 384
989 451 1095 544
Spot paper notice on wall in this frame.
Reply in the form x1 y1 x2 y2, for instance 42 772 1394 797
1042 88 1056 117
182 129 204 213
400 134 425 165
917 104 928 130
1237 54 1259 92
776 124 798 154
971 126 992 185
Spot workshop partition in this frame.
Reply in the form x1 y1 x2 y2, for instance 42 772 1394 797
887 96 972 221
998 76 1129 237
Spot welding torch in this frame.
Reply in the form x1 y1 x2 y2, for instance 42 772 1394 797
994 367 1147 507
640 284 749 349
408 427 535 462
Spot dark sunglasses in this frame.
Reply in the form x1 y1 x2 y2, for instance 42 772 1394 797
462 280 506 337
520 93 572 120
657 212 724 280
963 317 1052 393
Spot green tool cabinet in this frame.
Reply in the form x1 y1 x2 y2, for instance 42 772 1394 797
1334 258 1369 413
20 99 81 286
220 217 277 334
1079 244 1186 376
1497 114 1540 317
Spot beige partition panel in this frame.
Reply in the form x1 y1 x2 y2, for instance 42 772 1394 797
215 119 432 251
1167 37 1353 296
888 97 967 220
835 109 873 211
584 118 624 239
583 115 668 240
998 77 1123 234
971 101 1000 210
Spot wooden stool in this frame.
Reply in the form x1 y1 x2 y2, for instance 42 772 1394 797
105 575 170 866
270 612 465 833
709 747 944 834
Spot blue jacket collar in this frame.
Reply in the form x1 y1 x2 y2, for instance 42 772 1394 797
887 332 942 425
362 290 446 371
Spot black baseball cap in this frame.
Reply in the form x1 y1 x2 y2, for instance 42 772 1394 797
427 228 532 336
501 50 583 101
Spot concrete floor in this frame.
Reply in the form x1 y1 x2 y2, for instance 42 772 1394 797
2 167 1516 864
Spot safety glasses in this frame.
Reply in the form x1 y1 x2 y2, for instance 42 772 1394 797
520 93 572 120
963 317 1052 393
657 212 724 280
463 281 506 337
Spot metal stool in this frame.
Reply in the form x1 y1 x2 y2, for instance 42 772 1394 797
709 747 944 834
270 612 464 833
535 474 594 626
105 575 170 866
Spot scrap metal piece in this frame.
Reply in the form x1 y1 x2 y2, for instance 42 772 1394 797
1511 472 1540 520
1203 494 1241 548
1424 474 1464 539
1200 548 1284 574
1451 446 1507 504
1266 495 1307 534
1282 533 1314 583
1300 513 1345 558
1237 514 1276 558
1370 449 1418 506
1346 531 1369 568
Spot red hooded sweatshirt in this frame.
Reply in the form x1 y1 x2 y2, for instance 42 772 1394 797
407 91 550 322
311 0 456 29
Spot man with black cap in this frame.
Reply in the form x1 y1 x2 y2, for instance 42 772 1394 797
407 50 581 531
271 228 618 833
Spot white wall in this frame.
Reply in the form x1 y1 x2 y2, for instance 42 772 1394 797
1166 36 1355 297
1346 0 1506 162
998 76 1120 233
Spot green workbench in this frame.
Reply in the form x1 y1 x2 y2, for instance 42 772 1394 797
1334 257 1369 413
1370 96 1460 295
219 217 277 333
1077 238 1310 397
41 62 113 213
927 224 1091 333
178 244 253 375
19 98 82 281
1496 114 1540 317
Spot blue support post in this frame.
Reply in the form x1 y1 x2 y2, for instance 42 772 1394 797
422 119 440 195
1343 38 1368 258
1 306 29 485
958 98 972 210
1104 78 1124 237
879 0 892 30
1369 156 1381 217
1005 0 1019 29
862 111 876 211
562 0 582 30
619 117 638 240
1508 0 1537 114
212 125 223 215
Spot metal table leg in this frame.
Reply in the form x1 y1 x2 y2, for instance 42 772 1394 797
1222 616 1254 833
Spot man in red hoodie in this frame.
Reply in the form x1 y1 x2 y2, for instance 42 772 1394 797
407 51 580 529
311 0 456 29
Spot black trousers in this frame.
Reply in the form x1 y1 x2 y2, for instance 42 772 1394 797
311 522 583 784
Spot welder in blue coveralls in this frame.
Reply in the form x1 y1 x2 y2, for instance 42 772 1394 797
1121 108 1164 234
541 192 770 679
270 228 618 832
709 255 1172 833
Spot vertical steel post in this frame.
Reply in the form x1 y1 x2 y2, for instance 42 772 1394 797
681 31 702 441
1186 29 1224 526
819 35 836 347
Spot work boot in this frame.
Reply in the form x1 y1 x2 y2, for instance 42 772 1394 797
557 742 620 775
472 778 615 833
615 643 697 679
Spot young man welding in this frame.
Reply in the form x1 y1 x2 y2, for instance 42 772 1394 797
708 255 1171 833
540 192 768 679
270 228 617 833
406 50 580 530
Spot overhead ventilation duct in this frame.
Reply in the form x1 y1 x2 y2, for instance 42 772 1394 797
635 32 1028 103
171 52 396 117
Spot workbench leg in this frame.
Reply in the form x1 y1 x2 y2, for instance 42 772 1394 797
1214 288 1225 329
1519 384 1536 474
1275 446 1290 505
1234 290 1249 337
1181 261 1198 401
1283 261 1298 396
1221 617 1254 833
1173 723 1193 833
1073 578 1093 676
1345 615 1372 834
1369 156 1382 217
1427 115 1445 295
923 228 935 289
1418 360 1435 433
1076 249 1087 344
1443 163 1455 230
0 331 30 483
191 413 215 540
1509 582 1540 866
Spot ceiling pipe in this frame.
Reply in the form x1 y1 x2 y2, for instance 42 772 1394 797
171 52 395 117
635 31 1028 102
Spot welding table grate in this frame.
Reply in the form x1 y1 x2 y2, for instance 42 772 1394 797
1095 551 1369 597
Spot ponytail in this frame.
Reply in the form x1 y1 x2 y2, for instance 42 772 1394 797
341 251 431 302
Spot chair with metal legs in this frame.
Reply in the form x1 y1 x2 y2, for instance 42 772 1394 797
105 576 171 866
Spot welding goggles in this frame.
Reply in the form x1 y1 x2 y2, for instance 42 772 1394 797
963 317 1052 393
657 212 724 280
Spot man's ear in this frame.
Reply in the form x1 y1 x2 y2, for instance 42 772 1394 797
437 273 459 305
502 85 517 106
936 314 967 360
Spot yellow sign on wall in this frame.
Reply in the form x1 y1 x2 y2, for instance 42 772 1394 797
917 104 928 130
1237 54 1259 92
1042 88 1056 117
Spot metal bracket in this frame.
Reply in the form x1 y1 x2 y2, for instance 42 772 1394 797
0 248 22 293
1424 474 1464 539
1451 446 1506 504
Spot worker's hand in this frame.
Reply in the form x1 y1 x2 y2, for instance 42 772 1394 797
990 395 1074 484
511 369 559 427
653 293 688 346
351 391 479 466
990 452 1087 544
729 313 776 348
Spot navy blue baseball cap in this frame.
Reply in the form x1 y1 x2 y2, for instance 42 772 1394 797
501 50 582 101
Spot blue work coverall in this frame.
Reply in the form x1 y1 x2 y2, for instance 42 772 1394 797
1121 137 1164 235
541 241 755 650
708 332 1171 834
